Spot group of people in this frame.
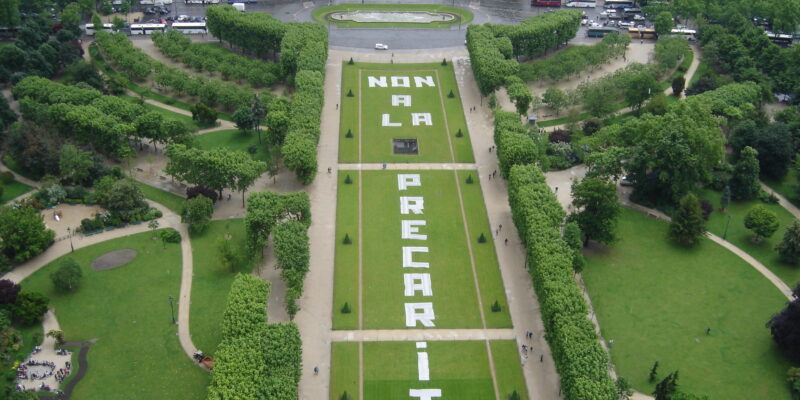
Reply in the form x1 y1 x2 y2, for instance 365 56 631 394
15 348 72 392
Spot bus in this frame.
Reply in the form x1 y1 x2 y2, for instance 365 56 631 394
171 22 208 34
84 23 114 35
531 0 562 6
628 26 656 39
587 26 618 37
766 32 793 46
622 7 641 15
566 1 596 7
604 0 634 9
669 28 696 41
130 23 166 35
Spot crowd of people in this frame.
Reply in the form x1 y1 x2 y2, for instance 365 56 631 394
15 348 72 392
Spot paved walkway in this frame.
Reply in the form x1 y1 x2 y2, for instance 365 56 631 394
16 310 71 392
338 163 477 170
331 329 516 342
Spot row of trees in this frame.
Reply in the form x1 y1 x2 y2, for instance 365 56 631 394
273 221 309 319
13 76 192 160
0 14 83 84
95 32 254 111
206 6 287 59
152 30 282 88
493 110 545 177
245 191 310 254
164 144 267 207
207 274 301 400
466 10 581 95
508 165 616 399
517 32 631 83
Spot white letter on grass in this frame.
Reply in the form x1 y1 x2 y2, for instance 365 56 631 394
414 76 436 87
402 247 429 268
409 389 442 399
382 114 402 127
405 303 436 327
411 113 432 126
367 76 387 87
397 174 421 190
392 95 412 107
417 351 430 381
391 76 410 87
400 196 424 214
402 220 427 240
404 273 433 296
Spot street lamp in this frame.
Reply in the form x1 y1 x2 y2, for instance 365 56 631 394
66 227 74 253
723 214 732 240
168 296 176 324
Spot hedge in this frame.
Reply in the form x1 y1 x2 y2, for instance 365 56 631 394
493 110 546 177
219 273 270 340
245 191 311 254
507 164 616 400
273 220 310 319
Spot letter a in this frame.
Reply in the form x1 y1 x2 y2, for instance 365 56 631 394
411 113 432 126
392 95 412 107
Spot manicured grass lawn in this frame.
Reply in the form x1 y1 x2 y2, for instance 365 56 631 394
490 340 528 400
363 341 495 399
119 94 200 132
130 179 185 215
583 209 791 399
333 170 509 329
764 169 800 208
20 231 209 400
330 342 359 400
332 172 359 330
696 188 800 286
0 179 33 203
188 219 252 354
339 62 474 164
194 129 271 163
312 4 473 28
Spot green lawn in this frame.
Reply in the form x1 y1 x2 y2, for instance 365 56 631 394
130 179 185 215
338 62 474 164
362 341 497 399
19 230 209 400
490 341 529 400
189 219 252 354
333 170 509 329
312 4 473 28
583 209 791 399
764 170 800 208
330 342 360 400
696 188 800 286
0 179 33 203
119 94 200 132
689 60 712 88
194 129 271 163
332 171 359 330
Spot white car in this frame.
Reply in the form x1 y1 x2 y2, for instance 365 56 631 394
375 43 389 50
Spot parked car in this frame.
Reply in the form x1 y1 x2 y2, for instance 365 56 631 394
620 176 636 186
375 43 388 50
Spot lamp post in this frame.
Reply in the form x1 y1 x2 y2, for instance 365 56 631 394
168 296 176 324
723 214 732 240
66 227 74 253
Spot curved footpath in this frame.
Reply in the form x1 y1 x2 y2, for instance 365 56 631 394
1 200 205 369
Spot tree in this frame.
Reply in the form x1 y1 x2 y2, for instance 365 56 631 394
251 93 266 143
182 195 214 234
744 205 779 243
0 205 55 263
571 177 621 245
542 87 568 116
616 377 633 400
622 68 659 111
50 258 83 291
190 102 218 127
0 0 20 30
767 285 800 363
232 105 256 134
265 110 289 145
776 220 800 264
0 279 20 304
720 184 731 212
653 370 679 400
10 291 49 326
107 179 148 221
91 13 103 32
217 238 240 272
649 361 660 383
672 76 685 97
669 193 706 246
59 144 94 185
654 11 675 36
730 146 761 200
148 220 160 239
46 329 65 346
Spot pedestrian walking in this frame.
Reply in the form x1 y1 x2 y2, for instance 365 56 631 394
706 327 711 336
540 354 543 363
554 186 558 193
489 174 492 180
522 344 527 354
328 167 332 173
336 103 339 110
499 224 502 231
504 238 508 246
314 366 319 375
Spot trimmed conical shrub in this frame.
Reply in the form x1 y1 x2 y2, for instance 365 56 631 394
341 302 352 314
478 233 487 243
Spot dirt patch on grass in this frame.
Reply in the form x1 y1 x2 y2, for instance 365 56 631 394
91 249 138 271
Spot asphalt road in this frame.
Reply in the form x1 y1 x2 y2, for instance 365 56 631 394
132 0 652 50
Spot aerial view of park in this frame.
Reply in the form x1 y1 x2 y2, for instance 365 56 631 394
0 0 797 399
